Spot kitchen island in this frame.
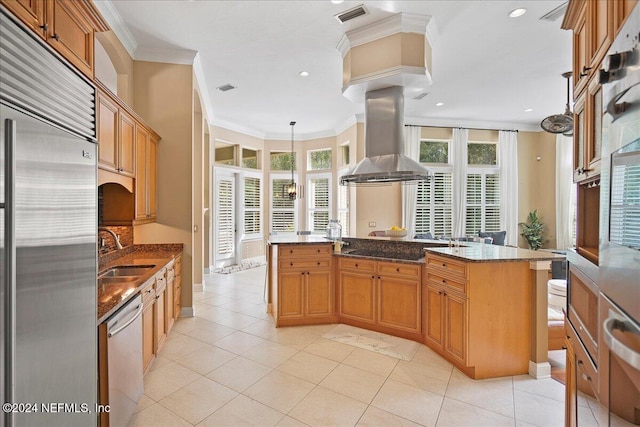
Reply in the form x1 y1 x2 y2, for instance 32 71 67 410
267 236 563 379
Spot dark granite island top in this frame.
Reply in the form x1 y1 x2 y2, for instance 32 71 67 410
424 242 566 263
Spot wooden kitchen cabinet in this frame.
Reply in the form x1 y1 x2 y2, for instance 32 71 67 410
573 76 603 184
174 254 182 319
97 86 135 178
337 257 422 338
141 281 155 374
134 126 158 224
165 260 175 333
423 253 530 379
0 0 109 79
154 271 167 352
274 244 335 326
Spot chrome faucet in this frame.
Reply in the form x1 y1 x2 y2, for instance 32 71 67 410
98 227 124 250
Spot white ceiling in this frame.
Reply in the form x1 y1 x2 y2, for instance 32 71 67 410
97 0 572 139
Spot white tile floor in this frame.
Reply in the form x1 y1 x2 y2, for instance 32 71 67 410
128 266 603 427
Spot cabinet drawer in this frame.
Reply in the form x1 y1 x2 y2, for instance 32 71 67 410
567 321 598 394
279 259 331 270
426 272 466 296
378 261 421 279
339 257 376 272
568 265 598 361
279 244 332 258
141 282 155 307
155 275 167 292
426 254 467 279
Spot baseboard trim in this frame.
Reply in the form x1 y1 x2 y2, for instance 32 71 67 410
180 307 195 318
528 360 551 379
193 283 203 292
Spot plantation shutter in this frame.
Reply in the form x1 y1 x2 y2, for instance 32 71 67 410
217 178 234 255
338 183 350 236
434 172 453 237
244 176 261 235
485 173 501 232
415 181 431 234
309 177 330 232
610 161 640 249
271 177 296 232
465 173 482 235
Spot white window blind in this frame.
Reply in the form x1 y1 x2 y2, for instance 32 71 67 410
337 178 350 236
243 176 261 236
610 160 640 249
465 171 500 235
308 175 330 233
271 176 296 233
416 171 453 237
217 178 234 255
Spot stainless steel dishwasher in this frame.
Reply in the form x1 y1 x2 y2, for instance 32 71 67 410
103 294 144 427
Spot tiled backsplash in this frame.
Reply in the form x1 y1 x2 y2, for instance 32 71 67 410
98 226 133 255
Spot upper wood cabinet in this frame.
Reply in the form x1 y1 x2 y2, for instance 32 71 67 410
97 88 135 178
0 0 109 79
134 126 158 224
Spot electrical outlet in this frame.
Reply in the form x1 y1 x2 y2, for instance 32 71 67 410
368 222 376 227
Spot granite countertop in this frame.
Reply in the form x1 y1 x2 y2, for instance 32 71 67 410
267 235 331 245
98 244 183 323
425 242 566 263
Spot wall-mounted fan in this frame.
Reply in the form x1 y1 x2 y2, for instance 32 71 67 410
541 71 573 135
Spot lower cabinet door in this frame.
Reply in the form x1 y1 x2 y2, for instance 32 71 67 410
154 287 167 351
166 277 174 331
142 301 155 373
306 269 332 316
444 292 467 365
278 271 305 318
338 271 376 323
424 285 445 347
377 275 420 333
565 338 578 427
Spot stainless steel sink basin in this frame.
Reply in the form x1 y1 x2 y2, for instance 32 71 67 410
99 265 155 278
98 276 139 285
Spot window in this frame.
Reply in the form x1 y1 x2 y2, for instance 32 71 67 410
468 142 497 165
338 169 350 236
308 149 332 171
465 171 500 235
242 148 259 169
243 175 261 238
340 143 350 166
416 171 453 237
215 143 236 166
270 152 296 171
270 174 297 233
420 140 449 164
307 174 331 233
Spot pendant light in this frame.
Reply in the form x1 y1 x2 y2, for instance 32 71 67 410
284 121 297 199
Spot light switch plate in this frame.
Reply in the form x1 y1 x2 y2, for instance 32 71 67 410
368 222 376 227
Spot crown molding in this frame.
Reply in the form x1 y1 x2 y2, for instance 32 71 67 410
211 118 266 140
334 115 357 135
345 13 431 48
92 0 137 58
337 34 350 58
193 54 215 126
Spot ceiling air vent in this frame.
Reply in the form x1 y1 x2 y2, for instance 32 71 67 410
412 92 429 100
335 5 367 24
216 84 236 92
539 2 568 22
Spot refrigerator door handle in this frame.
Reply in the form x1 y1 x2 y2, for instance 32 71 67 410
3 118 17 426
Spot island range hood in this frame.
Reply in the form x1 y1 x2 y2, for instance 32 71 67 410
340 86 431 185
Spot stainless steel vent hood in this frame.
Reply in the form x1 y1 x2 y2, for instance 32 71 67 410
340 86 431 185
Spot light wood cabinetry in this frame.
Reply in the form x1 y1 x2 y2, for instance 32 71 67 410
97 88 136 178
0 0 108 79
423 253 531 379
174 255 182 319
165 260 175 332
337 257 422 338
154 270 167 352
273 244 335 326
134 126 158 224
141 281 155 374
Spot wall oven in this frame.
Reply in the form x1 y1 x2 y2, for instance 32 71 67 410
599 3 640 424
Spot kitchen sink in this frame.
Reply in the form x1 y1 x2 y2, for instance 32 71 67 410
99 265 155 278
98 276 139 285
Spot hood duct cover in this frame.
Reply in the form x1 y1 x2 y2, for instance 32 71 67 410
340 86 431 185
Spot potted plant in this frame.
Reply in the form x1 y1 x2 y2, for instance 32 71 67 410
519 210 547 250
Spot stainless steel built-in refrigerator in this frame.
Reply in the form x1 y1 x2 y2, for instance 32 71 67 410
1 8 98 427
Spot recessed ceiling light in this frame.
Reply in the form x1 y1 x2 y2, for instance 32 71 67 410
524 108 533 112
436 102 444 107
509 8 527 18
299 71 310 77
331 0 344 3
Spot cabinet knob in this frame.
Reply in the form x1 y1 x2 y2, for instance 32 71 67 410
442 263 446 267
317 249 320 253
355 263 358 267
396 268 400 272
39 24 48 32
372 275 375 279
290 250 293 254
442 279 446 283
580 66 592 77
317 262 320 266
290 262 293 266
51 33 60 41
443 291 447 296
438 291 442 295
